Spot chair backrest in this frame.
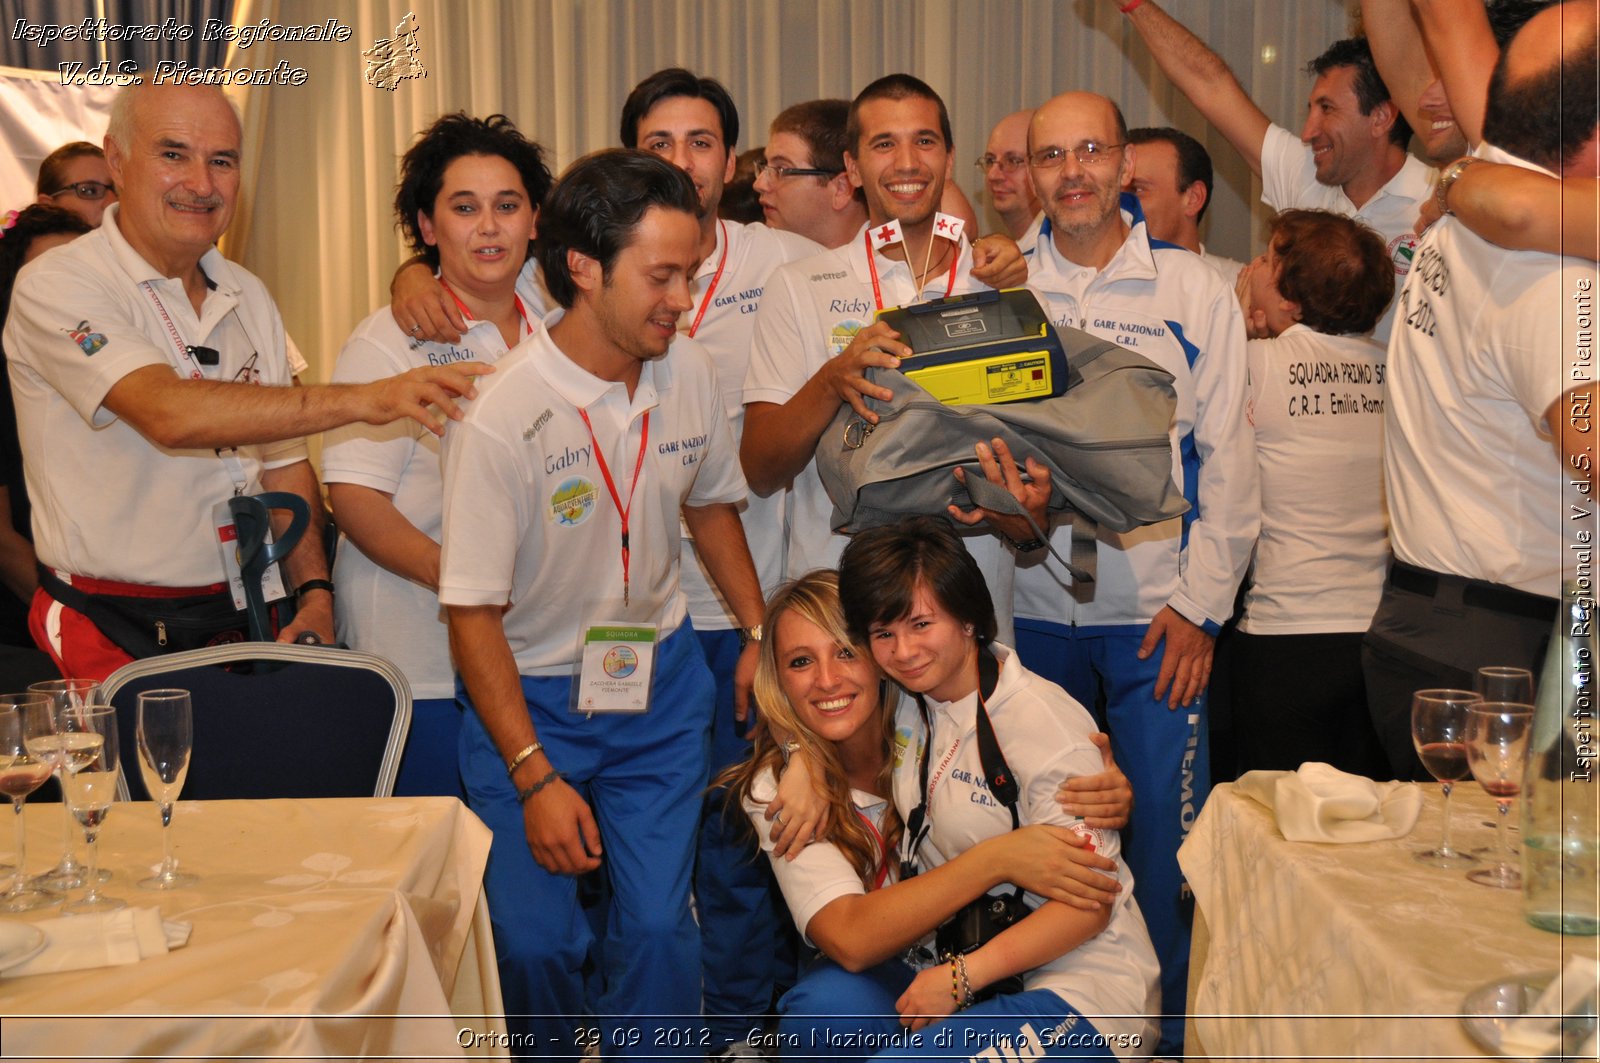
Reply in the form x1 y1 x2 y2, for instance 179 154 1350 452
102 643 412 802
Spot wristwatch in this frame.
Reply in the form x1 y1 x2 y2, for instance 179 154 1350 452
1435 156 1481 217
738 624 763 648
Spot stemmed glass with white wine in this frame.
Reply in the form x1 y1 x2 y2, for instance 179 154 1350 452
0 693 60 911
136 689 196 889
61 704 122 915
27 679 106 890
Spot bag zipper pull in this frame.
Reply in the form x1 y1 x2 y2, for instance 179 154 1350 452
156 620 167 647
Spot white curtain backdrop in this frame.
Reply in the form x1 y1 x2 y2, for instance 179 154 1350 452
227 0 1356 380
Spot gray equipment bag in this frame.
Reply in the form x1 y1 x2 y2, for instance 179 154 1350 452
815 327 1189 581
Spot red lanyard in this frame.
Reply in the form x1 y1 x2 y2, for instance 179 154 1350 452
856 808 890 890
577 408 650 606
686 220 729 338
863 229 960 311
437 279 534 338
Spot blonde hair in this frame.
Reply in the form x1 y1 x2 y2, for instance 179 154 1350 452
717 571 902 888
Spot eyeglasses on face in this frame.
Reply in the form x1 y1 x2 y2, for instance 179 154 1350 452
755 163 841 181
48 181 115 201
1027 142 1126 169
975 153 1028 174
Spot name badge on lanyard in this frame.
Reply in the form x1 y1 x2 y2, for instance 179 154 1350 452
575 622 657 713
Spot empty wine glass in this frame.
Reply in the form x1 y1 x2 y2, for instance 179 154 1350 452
0 694 61 911
1411 688 1482 866
27 678 105 890
61 704 122 915
1465 702 1534 889
137 689 195 890
1476 666 1535 704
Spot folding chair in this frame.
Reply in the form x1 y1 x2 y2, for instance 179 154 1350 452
102 642 412 802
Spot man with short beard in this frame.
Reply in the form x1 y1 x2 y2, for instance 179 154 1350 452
1109 0 1429 341
1010 90 1257 1060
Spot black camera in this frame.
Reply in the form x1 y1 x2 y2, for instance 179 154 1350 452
935 889 1033 1001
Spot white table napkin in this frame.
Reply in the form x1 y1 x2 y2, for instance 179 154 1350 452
5 906 191 976
1234 762 1423 842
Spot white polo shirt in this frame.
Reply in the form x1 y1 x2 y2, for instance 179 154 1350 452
743 769 891 946
1017 200 1258 633
744 222 990 579
678 220 819 630
437 311 746 675
1384 144 1588 599
1241 324 1388 634
1260 123 1434 343
890 644 1160 1055
2 204 304 587
323 301 530 699
1198 244 1245 289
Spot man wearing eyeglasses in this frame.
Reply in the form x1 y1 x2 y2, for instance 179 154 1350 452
1009 90 1257 1059
755 98 865 250
977 110 1042 245
34 142 117 228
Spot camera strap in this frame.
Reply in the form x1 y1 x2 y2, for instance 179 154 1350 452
901 648 1022 881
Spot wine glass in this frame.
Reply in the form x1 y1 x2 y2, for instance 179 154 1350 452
137 689 196 890
1476 666 1535 704
1465 702 1534 889
1411 688 1482 866
27 678 106 890
0 694 61 911
61 704 122 915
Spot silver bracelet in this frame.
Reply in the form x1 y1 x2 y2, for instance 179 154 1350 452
506 742 543 778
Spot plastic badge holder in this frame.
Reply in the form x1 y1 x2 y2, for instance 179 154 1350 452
875 287 1068 406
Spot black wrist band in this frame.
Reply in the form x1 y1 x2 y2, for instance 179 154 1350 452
295 578 336 600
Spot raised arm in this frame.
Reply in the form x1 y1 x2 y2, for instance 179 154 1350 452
1411 0 1500 146
1363 0 1435 146
1116 0 1272 175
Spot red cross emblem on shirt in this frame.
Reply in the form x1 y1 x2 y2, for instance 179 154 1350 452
876 224 897 243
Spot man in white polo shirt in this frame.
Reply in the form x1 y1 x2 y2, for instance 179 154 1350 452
2 81 483 681
743 75 1020 585
439 149 766 1058
1110 0 1432 341
1364 0 1599 780
618 66 818 1050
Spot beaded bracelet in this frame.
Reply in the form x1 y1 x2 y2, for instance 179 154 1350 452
949 954 975 1009
516 768 565 805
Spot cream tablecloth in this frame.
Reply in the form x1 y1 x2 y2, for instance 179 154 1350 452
0 796 507 1061
1179 782 1582 1061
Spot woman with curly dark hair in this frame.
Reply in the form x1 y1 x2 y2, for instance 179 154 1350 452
321 113 552 796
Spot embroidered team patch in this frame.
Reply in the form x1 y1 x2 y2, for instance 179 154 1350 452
828 320 865 358
1388 233 1419 276
549 477 598 527
62 320 108 356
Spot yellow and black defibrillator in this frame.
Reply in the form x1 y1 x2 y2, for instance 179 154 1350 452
875 287 1067 406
